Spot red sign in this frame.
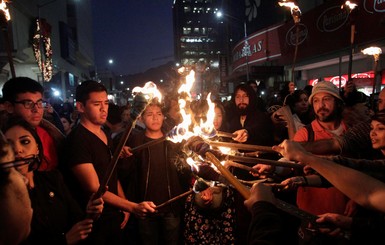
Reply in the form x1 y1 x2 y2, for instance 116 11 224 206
232 24 283 72
308 72 378 87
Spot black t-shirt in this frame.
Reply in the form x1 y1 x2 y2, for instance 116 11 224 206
65 124 118 216
143 136 169 206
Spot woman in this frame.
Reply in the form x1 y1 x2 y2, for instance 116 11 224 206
272 89 313 141
0 133 33 245
184 101 236 244
60 114 73 136
3 118 104 245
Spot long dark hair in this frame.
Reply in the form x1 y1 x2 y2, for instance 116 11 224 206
2 117 44 169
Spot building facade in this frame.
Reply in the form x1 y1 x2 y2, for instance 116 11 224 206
0 0 94 103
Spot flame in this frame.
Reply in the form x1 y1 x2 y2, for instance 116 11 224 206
342 1 357 11
196 92 216 138
186 157 199 172
362 47 382 56
278 0 301 23
278 1 300 13
132 81 162 102
0 0 10 21
217 146 232 155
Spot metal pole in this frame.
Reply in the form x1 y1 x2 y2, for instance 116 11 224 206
244 22 250 81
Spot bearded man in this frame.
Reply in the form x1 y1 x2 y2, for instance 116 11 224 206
228 84 274 146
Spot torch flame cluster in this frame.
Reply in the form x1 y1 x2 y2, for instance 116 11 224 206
0 0 10 21
168 70 216 143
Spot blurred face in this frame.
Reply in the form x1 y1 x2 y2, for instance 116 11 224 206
378 90 385 111
289 82 295 93
0 145 32 244
294 93 309 115
9 92 44 127
213 107 223 130
235 89 249 109
142 105 164 132
60 117 71 133
5 125 39 175
77 91 109 126
121 109 131 123
370 120 385 152
312 92 337 122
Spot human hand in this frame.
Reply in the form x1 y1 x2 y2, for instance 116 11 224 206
344 199 357 217
244 182 275 212
86 193 104 220
251 164 274 177
272 140 310 163
316 213 352 237
280 176 307 190
120 211 130 229
65 219 94 245
232 129 248 143
120 146 133 158
133 201 156 218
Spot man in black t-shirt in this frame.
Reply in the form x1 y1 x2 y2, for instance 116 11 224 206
64 80 156 245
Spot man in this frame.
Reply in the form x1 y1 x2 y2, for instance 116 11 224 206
228 83 274 146
64 80 156 245
127 101 190 245
2 77 63 170
227 83 274 245
300 87 385 157
290 81 352 243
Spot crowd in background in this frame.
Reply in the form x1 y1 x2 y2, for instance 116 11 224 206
1 75 385 245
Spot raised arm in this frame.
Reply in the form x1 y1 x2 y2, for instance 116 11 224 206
273 140 385 213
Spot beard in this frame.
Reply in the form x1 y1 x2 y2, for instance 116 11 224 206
236 103 249 115
315 107 339 122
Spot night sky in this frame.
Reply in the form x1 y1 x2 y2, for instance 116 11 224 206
91 0 175 75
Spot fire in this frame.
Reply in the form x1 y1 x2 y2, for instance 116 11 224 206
342 1 357 11
0 0 10 21
196 92 216 137
278 0 301 23
168 69 219 143
186 157 199 172
132 81 162 102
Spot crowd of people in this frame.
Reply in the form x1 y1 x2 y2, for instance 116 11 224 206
0 75 384 245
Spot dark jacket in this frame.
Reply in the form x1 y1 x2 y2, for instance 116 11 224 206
127 131 191 214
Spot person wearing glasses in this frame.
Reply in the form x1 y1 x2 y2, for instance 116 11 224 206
3 117 104 245
0 132 33 245
1 77 65 171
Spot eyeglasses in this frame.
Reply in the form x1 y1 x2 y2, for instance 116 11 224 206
0 155 40 172
13 100 46 109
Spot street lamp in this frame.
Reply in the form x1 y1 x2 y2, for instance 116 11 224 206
0 0 16 78
216 10 251 81
278 0 302 84
361 47 382 94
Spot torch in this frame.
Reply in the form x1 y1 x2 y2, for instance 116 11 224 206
362 47 382 95
89 82 162 218
0 0 15 78
341 1 358 85
279 0 301 84
155 177 213 210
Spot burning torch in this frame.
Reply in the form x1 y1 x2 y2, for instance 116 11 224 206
279 0 301 84
0 0 15 78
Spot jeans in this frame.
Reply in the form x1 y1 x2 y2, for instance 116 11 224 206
137 212 180 245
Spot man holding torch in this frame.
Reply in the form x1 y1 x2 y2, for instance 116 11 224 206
64 80 156 245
